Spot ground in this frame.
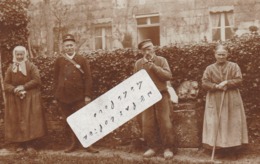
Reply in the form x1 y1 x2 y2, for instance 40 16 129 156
0 145 259 164
0 103 259 164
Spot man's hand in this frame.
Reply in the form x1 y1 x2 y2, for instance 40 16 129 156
145 61 156 70
52 100 58 104
14 85 25 94
85 96 91 105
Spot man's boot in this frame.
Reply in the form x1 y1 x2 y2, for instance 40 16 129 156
64 134 77 153
86 146 99 153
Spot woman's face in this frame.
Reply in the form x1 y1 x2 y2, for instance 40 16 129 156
15 50 25 62
215 52 228 64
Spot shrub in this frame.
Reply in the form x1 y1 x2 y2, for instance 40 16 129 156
1 35 259 145
0 0 29 62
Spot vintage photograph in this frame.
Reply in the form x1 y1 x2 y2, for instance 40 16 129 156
0 0 259 163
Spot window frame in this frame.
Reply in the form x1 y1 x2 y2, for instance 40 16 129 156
135 13 160 28
209 6 234 41
94 25 112 50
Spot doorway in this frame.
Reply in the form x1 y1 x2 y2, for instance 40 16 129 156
137 26 160 46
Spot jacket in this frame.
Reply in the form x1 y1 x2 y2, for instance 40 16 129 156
54 54 92 103
134 55 172 92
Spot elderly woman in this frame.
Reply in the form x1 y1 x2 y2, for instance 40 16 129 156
202 45 248 155
4 46 46 152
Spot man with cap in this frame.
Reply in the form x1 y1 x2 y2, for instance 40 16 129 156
134 39 175 159
54 34 98 153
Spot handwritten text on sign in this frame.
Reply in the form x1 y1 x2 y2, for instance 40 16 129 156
67 69 162 148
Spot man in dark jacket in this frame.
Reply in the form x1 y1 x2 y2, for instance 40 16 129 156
54 34 98 153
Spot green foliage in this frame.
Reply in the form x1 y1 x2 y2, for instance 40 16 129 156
1 35 259 145
0 0 30 61
31 56 56 109
30 36 260 144
87 49 139 98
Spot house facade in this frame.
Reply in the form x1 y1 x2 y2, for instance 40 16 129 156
29 0 260 53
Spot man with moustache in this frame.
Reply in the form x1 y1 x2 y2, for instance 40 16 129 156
134 39 175 159
54 34 98 153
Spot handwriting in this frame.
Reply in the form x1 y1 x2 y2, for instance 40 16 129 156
123 91 127 98
137 81 142 89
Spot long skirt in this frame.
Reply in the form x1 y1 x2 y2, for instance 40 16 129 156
203 89 248 148
5 89 46 142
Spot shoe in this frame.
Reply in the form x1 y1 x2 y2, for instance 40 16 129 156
143 148 156 158
164 148 173 159
16 143 26 153
64 144 77 153
16 147 25 153
86 146 99 153
64 133 78 153
27 147 37 154
200 148 211 156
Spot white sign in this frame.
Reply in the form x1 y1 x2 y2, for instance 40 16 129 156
67 69 162 148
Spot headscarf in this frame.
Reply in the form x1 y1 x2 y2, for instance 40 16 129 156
12 46 28 76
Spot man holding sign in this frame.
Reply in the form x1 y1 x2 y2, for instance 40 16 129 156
134 39 175 159
53 34 98 153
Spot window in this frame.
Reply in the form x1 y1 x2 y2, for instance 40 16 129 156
210 11 234 41
114 0 126 8
135 13 160 46
94 26 112 50
136 13 160 27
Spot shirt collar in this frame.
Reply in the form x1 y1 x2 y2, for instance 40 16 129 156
66 52 76 59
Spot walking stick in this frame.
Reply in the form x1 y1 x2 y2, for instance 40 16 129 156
211 89 226 161
210 63 230 162
0 52 7 106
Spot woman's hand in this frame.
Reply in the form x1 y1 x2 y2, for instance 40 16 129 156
14 85 25 94
216 81 228 91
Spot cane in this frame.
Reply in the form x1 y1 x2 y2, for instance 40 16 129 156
211 89 226 161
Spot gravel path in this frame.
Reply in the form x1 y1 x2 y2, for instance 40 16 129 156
0 147 259 164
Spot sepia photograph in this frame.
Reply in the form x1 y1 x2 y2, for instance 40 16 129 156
0 0 259 163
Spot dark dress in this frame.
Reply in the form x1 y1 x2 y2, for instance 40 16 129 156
4 61 46 142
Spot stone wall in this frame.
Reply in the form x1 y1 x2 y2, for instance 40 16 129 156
171 102 204 148
28 0 260 52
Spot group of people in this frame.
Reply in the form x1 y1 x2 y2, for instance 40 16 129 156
3 34 248 160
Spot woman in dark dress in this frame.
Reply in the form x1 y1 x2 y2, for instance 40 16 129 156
4 46 46 152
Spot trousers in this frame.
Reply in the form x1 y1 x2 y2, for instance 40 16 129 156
58 100 85 145
141 92 175 149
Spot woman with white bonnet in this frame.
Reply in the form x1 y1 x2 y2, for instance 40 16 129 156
202 44 248 157
4 46 46 153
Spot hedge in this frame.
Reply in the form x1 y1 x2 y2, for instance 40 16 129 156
0 35 259 145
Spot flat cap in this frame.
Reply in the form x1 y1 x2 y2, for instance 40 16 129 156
138 39 154 50
62 34 76 43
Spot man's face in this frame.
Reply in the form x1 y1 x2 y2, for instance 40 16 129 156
142 46 154 60
63 40 76 56
15 50 25 62
215 52 228 64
